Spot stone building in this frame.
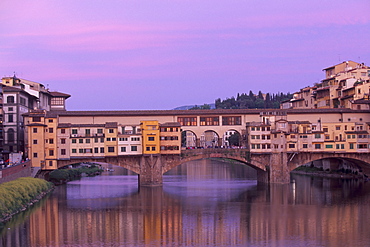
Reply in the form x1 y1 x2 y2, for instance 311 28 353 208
0 75 70 161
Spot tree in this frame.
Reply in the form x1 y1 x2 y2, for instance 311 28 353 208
228 133 240 146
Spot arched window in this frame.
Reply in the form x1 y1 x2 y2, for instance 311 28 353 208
7 96 15 103
8 128 15 142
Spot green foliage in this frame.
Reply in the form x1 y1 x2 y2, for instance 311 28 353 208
0 177 53 221
227 133 240 146
189 104 211 110
49 165 103 184
215 91 293 109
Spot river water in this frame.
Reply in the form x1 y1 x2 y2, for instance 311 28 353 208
1 159 370 247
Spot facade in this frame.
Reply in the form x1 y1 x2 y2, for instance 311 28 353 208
246 112 370 154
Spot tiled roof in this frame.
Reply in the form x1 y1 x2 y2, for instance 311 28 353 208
160 122 181 127
50 91 71 98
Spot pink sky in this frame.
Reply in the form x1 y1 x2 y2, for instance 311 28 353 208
1 0 369 110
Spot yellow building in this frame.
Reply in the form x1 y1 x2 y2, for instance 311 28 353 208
141 121 160 154
26 110 59 169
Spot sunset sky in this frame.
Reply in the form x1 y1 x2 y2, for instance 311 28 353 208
1 0 369 110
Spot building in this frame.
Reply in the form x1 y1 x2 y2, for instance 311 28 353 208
246 112 370 154
0 75 70 162
283 61 370 110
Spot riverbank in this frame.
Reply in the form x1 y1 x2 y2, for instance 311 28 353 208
0 177 54 225
291 166 366 179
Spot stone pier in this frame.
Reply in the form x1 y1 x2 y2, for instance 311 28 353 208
139 155 163 186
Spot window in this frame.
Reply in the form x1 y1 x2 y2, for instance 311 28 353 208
200 117 220 126
51 97 64 106
7 129 14 142
86 139 90 143
85 129 90 135
32 117 41 122
108 147 115 152
48 119 53 123
323 128 328 132
121 147 126 152
72 149 77 153
326 144 333 148
8 114 13 122
303 144 308 149
49 128 54 133
314 144 321 149
131 146 137 152
335 126 340 130
178 117 197 126
61 129 66 134
61 149 66 155
152 147 156 151
49 139 54 144
79 139 83 143
33 152 38 158
20 97 26 106
131 137 140 141
72 139 77 143
288 144 295 148
72 129 78 134
107 138 111 141
148 136 155 141
358 144 367 149
79 149 84 153
49 150 54 156
109 129 114 133
61 138 66 144
7 96 14 103
94 148 99 153
314 134 321 138
97 129 103 133
100 147 104 153
33 140 38 144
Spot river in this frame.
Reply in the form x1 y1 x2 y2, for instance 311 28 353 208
1 159 370 247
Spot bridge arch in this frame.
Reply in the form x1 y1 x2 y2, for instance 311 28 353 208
222 129 241 147
288 152 370 176
200 130 220 148
181 130 197 148
57 156 143 175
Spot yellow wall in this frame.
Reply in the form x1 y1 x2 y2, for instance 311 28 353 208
141 121 160 154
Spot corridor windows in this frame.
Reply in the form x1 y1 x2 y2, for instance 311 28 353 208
177 117 197 126
200 117 219 126
222 116 241 125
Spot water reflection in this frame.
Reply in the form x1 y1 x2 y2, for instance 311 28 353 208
1 159 370 247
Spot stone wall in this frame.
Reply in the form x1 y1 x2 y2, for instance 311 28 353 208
0 161 32 184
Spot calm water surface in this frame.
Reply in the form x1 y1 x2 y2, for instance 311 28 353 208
1 159 370 247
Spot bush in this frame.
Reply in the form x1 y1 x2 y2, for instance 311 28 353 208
0 178 53 221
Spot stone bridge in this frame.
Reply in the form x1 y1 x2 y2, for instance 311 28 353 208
56 149 370 186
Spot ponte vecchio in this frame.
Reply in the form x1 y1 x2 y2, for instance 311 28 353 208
24 108 370 185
